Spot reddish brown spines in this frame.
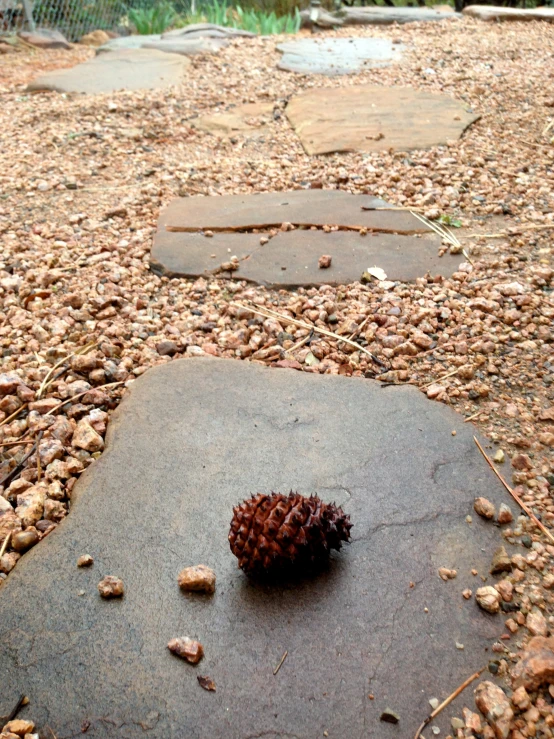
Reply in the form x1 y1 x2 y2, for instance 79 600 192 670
228 492 352 575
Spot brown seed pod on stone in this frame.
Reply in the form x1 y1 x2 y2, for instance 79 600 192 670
229 491 352 575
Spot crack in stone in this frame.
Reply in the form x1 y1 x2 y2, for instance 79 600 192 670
350 509 461 543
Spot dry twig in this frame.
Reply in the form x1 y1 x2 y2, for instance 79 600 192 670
414 667 485 739
0 531 11 559
474 436 554 545
0 430 43 488
43 381 125 417
0 403 28 428
463 410 483 423
37 341 96 399
273 651 288 675
421 365 467 389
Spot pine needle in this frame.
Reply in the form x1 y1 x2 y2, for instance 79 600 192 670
474 436 554 545
234 302 388 369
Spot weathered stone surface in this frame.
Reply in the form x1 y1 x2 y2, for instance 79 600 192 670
143 38 228 55
462 5 554 22
300 5 456 27
27 49 190 94
151 228 461 286
162 22 256 38
193 102 274 139
161 190 430 232
98 35 227 55
286 85 480 156
340 5 457 24
277 37 402 75
19 29 71 49
79 30 111 47
0 359 510 737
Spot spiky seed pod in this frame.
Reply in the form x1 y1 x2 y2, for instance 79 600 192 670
229 491 352 575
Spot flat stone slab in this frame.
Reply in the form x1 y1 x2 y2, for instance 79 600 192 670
98 35 228 55
160 190 431 232
0 359 510 737
151 228 461 285
286 85 480 155
27 49 190 94
277 37 402 75
193 101 274 139
462 5 554 21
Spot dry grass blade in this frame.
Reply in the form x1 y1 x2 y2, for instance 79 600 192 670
474 436 554 545
409 211 461 249
0 430 44 488
44 381 125 417
421 365 467 389
414 667 485 739
0 403 28 428
235 302 388 368
463 409 483 423
37 341 97 399
0 531 12 559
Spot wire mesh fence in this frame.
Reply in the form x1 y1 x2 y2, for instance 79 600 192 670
0 0 177 41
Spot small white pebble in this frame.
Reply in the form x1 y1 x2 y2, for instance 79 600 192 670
455 642 464 650
431 727 440 736
429 698 439 710
466 515 472 524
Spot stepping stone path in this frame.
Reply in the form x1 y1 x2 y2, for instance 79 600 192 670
150 190 463 286
277 37 402 75
462 5 554 21
286 85 480 155
27 49 190 94
0 358 509 738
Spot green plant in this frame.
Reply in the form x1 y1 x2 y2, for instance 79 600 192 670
127 1 176 33
437 214 462 228
175 0 301 34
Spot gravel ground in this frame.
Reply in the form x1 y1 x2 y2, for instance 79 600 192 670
0 17 553 737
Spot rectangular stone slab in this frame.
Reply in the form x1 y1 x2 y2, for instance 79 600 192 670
151 229 462 286
286 86 480 156
0 359 511 738
162 190 431 233
340 6 458 23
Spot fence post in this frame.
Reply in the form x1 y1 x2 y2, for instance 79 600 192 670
22 0 36 31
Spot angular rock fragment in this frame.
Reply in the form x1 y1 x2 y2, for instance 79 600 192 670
475 586 501 614
512 636 554 690
474 497 495 520
167 637 204 664
97 575 124 598
474 681 513 739
177 564 216 593
490 546 512 575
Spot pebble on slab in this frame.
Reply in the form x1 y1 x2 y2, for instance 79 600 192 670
97 575 124 598
475 586 501 614
167 636 204 664
77 554 94 567
474 497 496 520
177 564 216 594
11 528 40 553
380 709 400 724
318 254 332 269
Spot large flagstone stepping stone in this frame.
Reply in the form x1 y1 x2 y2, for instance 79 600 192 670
27 49 190 94
286 85 480 155
193 101 274 139
0 359 510 737
462 5 554 21
151 191 462 285
277 37 402 75
160 190 430 232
